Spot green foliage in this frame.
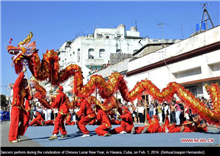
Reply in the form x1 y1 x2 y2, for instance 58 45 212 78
0 94 8 108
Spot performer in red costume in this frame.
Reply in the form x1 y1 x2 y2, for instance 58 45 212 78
65 114 75 125
76 97 96 137
110 106 134 134
8 66 32 143
163 114 207 133
131 114 163 134
29 112 45 126
95 105 112 137
45 120 55 125
108 111 121 125
49 86 69 140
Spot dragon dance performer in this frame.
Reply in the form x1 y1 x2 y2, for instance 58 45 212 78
94 105 112 137
131 114 164 134
8 66 32 143
49 86 69 140
76 97 96 137
29 112 45 126
110 106 134 134
45 120 55 125
166 114 208 133
108 111 121 125
65 114 76 125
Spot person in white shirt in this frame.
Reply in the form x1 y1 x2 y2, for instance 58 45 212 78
8 83 14 124
137 101 145 123
53 108 58 120
164 101 171 122
47 109 52 121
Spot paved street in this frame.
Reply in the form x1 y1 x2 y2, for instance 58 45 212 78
1 121 42 147
1 121 219 147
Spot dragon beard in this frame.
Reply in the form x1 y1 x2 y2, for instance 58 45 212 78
13 59 24 74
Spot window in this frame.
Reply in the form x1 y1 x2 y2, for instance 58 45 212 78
116 49 122 53
117 35 121 38
99 49 105 58
97 34 103 38
185 85 197 96
88 48 94 59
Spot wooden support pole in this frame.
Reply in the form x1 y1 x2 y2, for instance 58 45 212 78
23 62 35 106
145 94 148 124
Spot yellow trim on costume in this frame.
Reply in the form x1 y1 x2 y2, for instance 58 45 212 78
103 123 111 129
59 109 70 115
88 114 96 119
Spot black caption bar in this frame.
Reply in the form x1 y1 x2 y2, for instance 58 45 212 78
0 147 214 155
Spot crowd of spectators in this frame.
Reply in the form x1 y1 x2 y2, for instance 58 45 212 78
1 95 214 127
129 97 214 125
89 61 110 75
0 107 10 122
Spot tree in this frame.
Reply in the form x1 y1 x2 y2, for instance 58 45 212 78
0 94 8 108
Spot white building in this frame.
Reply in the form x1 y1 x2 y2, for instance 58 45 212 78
53 24 179 97
89 25 220 104
127 25 220 101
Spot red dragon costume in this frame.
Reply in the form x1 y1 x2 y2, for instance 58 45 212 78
7 31 220 137
8 70 32 142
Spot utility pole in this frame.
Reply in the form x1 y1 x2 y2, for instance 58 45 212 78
201 3 214 30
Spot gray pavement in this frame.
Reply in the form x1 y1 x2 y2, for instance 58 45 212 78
0 121 42 147
1 121 219 147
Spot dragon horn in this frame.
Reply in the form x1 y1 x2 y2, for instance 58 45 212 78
18 31 33 46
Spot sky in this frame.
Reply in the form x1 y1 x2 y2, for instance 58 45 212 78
0 0 220 96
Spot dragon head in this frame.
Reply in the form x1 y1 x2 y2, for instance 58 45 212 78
7 32 37 74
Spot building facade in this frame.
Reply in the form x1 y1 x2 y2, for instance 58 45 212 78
126 25 220 101
51 24 178 98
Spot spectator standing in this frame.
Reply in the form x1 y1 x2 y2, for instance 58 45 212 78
53 108 58 120
43 108 48 121
47 108 52 121
89 66 94 75
107 60 110 67
1 107 5 121
149 101 155 118
157 104 163 124
164 101 171 122
131 105 137 123
178 101 185 123
170 101 176 123
174 101 182 125
137 101 144 123
8 83 14 124
184 103 190 121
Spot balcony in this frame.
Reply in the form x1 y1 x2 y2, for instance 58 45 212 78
85 59 105 67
